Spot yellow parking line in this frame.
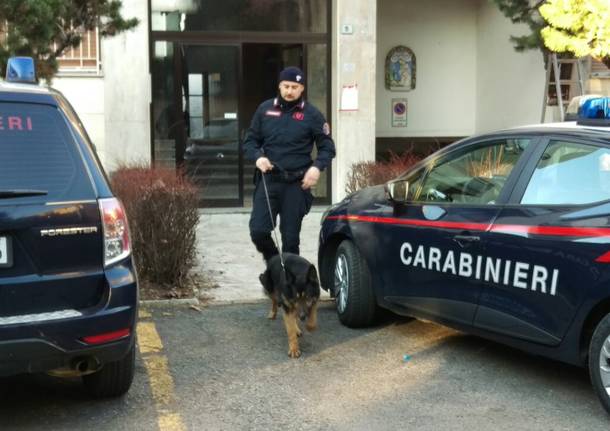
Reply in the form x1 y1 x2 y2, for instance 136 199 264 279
137 316 186 431
143 355 176 406
158 413 187 431
138 321 163 354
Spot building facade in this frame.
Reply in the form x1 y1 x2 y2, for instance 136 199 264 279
50 0 609 207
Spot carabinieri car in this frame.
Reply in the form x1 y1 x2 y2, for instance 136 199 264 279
319 96 610 414
0 58 138 397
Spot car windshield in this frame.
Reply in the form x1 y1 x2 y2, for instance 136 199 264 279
0 102 95 203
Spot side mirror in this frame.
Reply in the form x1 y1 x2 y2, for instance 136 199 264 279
385 179 410 204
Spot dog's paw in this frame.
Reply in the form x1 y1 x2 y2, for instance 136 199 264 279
296 327 302 337
267 310 277 320
288 346 301 358
305 323 317 332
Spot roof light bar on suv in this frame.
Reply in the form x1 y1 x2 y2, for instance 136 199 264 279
5 57 36 84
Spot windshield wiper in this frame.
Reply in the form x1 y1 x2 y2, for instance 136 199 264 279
0 189 48 199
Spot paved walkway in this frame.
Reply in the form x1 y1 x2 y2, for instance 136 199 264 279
195 206 331 303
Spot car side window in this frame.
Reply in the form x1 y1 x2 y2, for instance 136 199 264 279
521 140 610 205
415 139 530 204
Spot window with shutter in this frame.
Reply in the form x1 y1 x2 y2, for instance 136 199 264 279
56 29 101 75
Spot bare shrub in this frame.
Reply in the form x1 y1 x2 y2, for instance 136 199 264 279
110 163 200 287
466 146 513 177
345 151 422 194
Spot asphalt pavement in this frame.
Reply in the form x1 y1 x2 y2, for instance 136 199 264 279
2 302 608 430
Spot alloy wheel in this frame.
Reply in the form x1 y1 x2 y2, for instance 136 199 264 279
334 253 349 313
599 335 610 395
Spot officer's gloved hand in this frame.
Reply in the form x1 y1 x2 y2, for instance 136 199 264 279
256 157 273 173
302 166 320 190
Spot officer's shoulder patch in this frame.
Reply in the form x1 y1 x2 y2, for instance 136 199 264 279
322 122 331 135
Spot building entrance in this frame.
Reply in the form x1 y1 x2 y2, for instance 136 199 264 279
150 1 330 207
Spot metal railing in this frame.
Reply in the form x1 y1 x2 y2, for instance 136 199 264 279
55 28 102 75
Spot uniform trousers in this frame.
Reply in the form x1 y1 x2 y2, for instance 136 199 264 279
249 175 314 261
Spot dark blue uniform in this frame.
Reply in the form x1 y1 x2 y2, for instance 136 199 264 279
244 97 336 260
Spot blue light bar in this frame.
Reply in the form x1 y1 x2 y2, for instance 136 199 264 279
5 57 36 84
575 97 610 126
580 97 610 119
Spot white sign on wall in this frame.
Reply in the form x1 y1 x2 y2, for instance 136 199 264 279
392 98 407 127
340 84 359 111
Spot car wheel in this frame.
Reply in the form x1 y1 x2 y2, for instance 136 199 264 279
334 240 376 327
589 313 610 414
83 344 135 398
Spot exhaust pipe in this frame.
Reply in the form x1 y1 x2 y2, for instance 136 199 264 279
71 356 101 374
47 356 101 377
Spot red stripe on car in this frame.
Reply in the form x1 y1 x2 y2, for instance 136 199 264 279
326 215 610 238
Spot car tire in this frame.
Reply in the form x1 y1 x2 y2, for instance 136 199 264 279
83 344 135 398
334 240 377 327
589 313 610 414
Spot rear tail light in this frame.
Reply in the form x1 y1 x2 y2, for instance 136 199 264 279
81 328 131 345
99 198 131 266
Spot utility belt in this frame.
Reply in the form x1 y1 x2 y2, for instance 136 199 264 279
254 164 310 184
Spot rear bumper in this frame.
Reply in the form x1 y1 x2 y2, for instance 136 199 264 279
0 261 138 377
0 334 134 377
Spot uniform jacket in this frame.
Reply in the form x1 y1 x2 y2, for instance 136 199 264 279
243 97 336 172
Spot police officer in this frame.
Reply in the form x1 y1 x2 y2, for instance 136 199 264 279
244 66 336 261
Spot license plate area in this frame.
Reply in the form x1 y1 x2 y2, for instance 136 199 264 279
0 236 13 268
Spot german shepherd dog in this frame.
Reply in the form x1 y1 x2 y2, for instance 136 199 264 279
259 253 320 358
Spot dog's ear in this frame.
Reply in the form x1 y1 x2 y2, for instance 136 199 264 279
305 265 320 299
294 267 308 289
307 265 319 285
259 270 273 294
280 270 297 301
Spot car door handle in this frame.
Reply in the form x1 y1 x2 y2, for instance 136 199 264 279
453 234 480 246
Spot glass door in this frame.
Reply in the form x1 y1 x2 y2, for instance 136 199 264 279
179 45 241 206
152 43 241 206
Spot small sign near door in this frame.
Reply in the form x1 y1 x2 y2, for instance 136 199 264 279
392 98 407 127
340 84 358 111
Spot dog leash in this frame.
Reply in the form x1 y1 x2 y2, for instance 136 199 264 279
260 169 287 274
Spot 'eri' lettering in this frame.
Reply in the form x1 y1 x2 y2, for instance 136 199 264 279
0 116 33 131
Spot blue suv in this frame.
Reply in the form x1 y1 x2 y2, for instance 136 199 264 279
0 58 138 397
319 97 610 413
